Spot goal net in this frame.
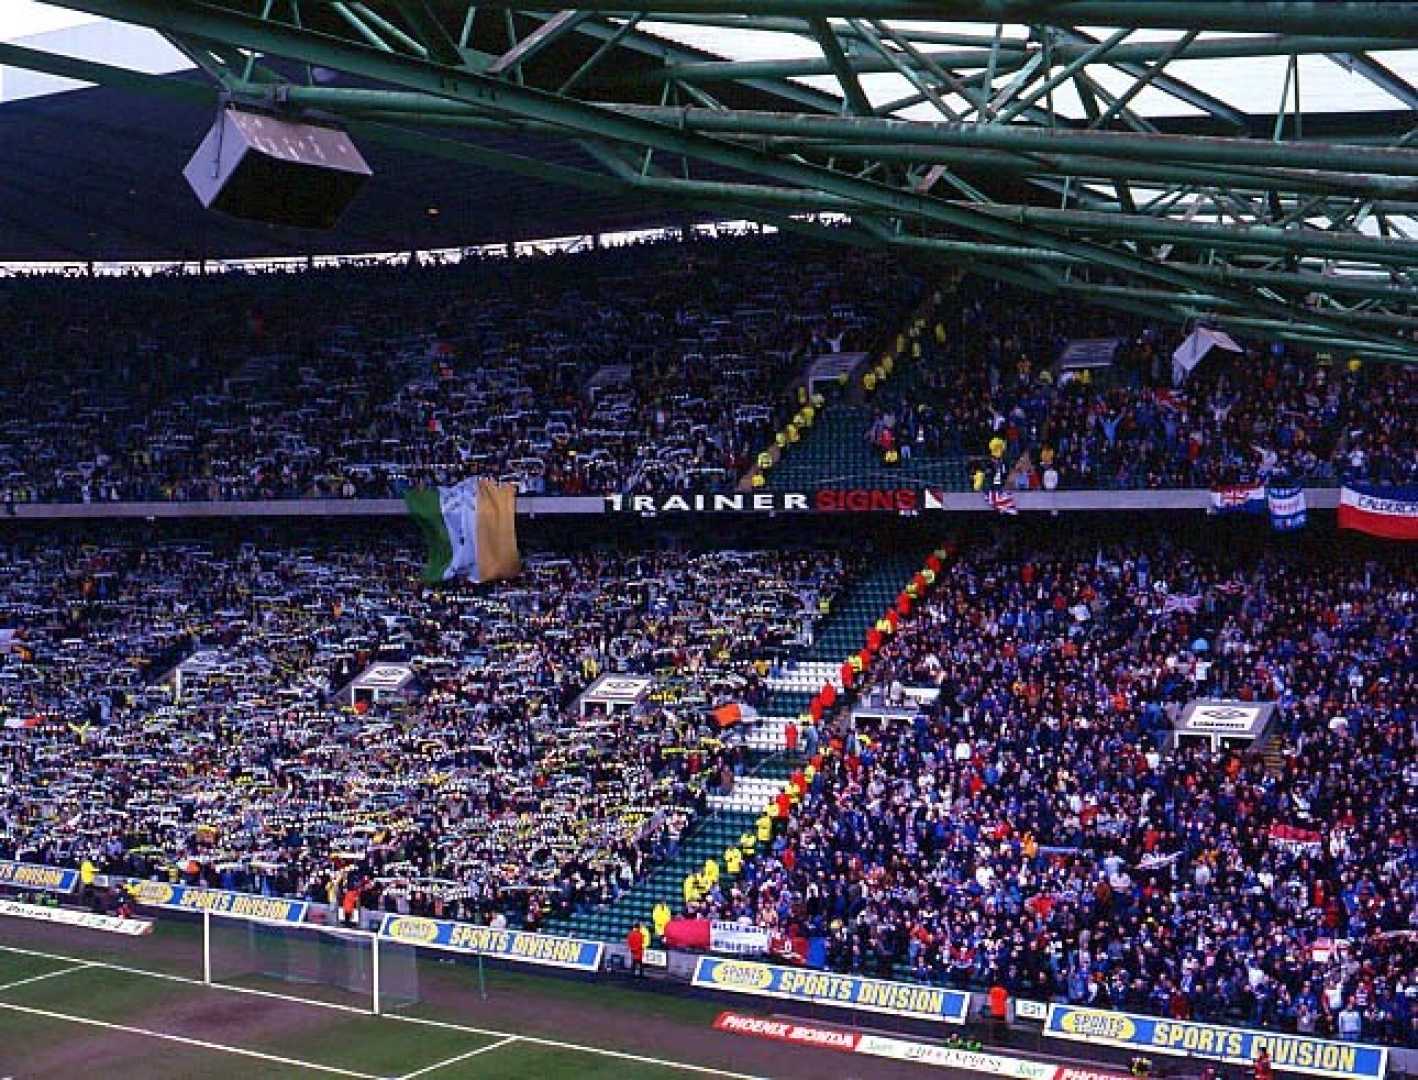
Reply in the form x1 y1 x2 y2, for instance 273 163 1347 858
203 911 419 1014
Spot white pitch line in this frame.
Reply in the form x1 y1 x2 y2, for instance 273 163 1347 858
0 943 766 1080
0 1000 382 1079
0 961 95 994
397 1035 520 1079
0 943 370 1015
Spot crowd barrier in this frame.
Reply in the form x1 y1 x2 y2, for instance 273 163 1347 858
715 1011 1077 1079
0 898 152 936
0 860 78 892
0 861 1405 1079
5 488 1344 519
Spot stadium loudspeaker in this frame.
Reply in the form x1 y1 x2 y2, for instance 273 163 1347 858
184 107 372 230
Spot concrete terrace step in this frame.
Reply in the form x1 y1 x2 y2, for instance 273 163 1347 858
737 716 794 752
766 660 845 695
707 775 790 815
543 811 758 944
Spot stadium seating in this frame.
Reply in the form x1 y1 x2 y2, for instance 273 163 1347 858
549 811 759 946
689 532 1417 1047
0 530 855 931
0 235 917 504
3 238 1411 507
763 276 1416 493
803 553 916 660
0 230 1413 1057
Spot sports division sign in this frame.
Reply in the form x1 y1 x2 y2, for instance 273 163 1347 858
378 915 603 973
692 957 969 1023
1045 1006 1388 1080
124 881 310 923
0 860 79 893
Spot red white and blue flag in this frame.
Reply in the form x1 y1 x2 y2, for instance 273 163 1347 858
987 489 1018 516
1338 484 1418 540
1208 483 1266 515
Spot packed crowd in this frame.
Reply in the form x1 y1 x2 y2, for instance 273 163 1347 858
0 234 913 504
0 526 851 925
868 277 1417 490
691 533 1417 1046
6 240 1412 503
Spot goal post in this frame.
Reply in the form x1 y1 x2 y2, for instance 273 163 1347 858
183 907 592 1019
199 910 419 1015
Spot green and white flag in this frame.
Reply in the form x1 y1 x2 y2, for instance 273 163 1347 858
405 478 520 585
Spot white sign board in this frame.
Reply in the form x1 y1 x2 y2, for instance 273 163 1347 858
1014 999 1050 1022
1173 699 1274 752
579 675 654 717
901 686 941 705
348 663 416 706
0 899 153 936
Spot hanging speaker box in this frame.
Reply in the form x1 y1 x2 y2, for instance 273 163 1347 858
184 107 372 230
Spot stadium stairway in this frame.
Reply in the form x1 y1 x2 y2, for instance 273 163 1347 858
803 552 919 661
706 775 787 815
545 553 921 947
763 343 974 492
545 809 758 945
1261 733 1291 779
764 405 878 490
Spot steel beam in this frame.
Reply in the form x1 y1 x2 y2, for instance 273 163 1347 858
633 48 1022 83
1052 26 1248 131
994 27 1133 125
634 34 1418 85
282 86 1418 199
1167 263 1418 305
1073 284 1418 331
391 0 465 65
32 0 1418 359
534 12 843 113
459 3 1418 37
806 16 873 115
46 0 1418 354
488 10 592 74
608 107 1418 177
1326 52 1418 111
964 203 1418 264
0 41 216 104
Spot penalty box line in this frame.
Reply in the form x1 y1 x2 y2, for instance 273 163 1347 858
0 1000 382 1079
0 961 96 994
395 1035 520 1079
0 943 765 1080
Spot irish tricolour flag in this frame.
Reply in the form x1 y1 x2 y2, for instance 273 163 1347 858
405 478 522 584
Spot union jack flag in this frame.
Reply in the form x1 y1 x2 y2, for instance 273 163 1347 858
1208 483 1266 515
987 489 1018 516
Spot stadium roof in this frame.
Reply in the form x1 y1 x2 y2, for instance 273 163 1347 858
4 2 1418 361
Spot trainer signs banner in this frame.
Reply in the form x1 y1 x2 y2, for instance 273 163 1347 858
124 881 309 923
692 957 968 1023
1044 1006 1388 1080
0 861 79 893
378 915 603 973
